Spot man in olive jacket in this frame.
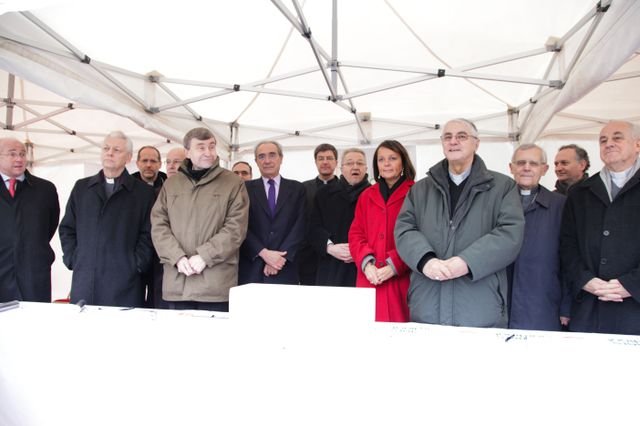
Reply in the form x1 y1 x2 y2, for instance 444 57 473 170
151 128 249 311
395 118 524 327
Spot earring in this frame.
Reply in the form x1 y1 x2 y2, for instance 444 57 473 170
401 168 404 176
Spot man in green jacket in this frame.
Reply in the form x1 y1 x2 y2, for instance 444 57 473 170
151 128 249 311
395 118 524 327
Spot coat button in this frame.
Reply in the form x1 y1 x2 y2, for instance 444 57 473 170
603 230 610 236
600 258 608 265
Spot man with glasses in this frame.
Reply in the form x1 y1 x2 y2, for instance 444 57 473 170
0 137 59 303
300 143 339 285
151 127 249 311
132 146 166 191
508 144 569 331
59 131 155 307
309 148 370 286
239 140 305 284
396 118 524 328
165 147 187 178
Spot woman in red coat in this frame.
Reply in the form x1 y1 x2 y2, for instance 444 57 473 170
349 140 415 322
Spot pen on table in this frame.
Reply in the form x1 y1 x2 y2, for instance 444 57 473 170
504 334 516 342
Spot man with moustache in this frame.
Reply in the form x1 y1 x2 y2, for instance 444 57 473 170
152 128 249 311
508 144 569 331
395 118 524 328
561 120 640 335
309 148 370 286
59 131 155 307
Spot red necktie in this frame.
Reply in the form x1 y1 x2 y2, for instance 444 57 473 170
8 178 16 198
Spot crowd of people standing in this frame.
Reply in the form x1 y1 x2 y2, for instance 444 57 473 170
1 117 640 335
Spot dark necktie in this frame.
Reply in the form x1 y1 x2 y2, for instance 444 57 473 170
8 178 16 198
267 179 276 217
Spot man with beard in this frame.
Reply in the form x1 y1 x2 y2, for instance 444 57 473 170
309 148 370 286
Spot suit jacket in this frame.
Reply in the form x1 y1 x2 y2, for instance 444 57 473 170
0 170 59 302
239 176 305 284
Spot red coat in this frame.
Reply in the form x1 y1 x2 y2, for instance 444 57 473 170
348 179 414 322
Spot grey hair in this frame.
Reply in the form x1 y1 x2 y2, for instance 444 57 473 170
443 118 478 137
341 147 366 165
512 143 547 164
104 131 133 153
254 140 283 159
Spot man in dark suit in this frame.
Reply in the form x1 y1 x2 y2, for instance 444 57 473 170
59 131 155 307
0 137 59 302
239 141 305 284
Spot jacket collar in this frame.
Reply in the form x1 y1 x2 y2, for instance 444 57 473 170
429 154 493 190
87 169 135 191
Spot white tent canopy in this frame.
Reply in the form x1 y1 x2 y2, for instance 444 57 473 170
1 0 639 170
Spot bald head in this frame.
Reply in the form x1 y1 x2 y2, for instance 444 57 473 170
0 137 27 178
166 147 187 178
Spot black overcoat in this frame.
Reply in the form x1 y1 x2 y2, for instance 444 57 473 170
0 171 59 302
561 170 640 335
59 170 155 307
309 177 370 286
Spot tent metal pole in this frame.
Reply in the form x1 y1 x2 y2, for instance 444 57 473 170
557 3 600 48
12 106 72 130
155 85 328 113
155 81 203 121
341 74 439 100
561 11 604 82
270 0 305 34
331 0 338 93
334 65 369 144
18 103 102 148
292 0 339 101
375 117 439 130
5 73 15 130
457 48 550 72
160 66 320 88
20 11 149 110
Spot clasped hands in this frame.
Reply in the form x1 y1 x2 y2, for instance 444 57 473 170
583 278 631 302
176 255 206 276
364 262 395 286
327 243 353 263
260 248 288 277
422 256 469 281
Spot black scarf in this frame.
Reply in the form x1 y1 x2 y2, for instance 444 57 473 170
340 174 371 202
378 174 406 203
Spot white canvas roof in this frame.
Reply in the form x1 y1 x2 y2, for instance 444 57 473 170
0 0 639 170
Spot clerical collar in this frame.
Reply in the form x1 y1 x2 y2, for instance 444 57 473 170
105 177 115 184
448 167 471 186
520 188 531 196
610 166 635 188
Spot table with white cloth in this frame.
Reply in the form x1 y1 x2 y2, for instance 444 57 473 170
0 284 638 426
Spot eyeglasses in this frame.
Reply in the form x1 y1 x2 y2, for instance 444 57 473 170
0 152 27 159
441 132 478 143
342 161 366 168
165 159 183 166
513 160 543 168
